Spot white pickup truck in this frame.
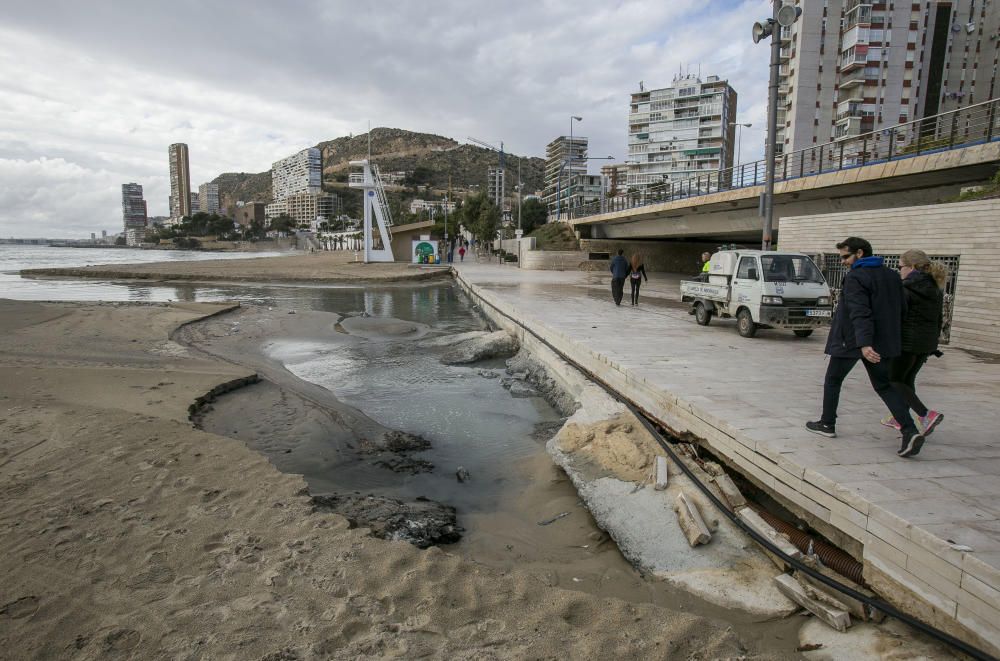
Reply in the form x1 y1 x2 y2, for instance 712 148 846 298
680 250 833 338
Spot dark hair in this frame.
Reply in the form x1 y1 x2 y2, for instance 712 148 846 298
836 237 873 257
617 249 624 255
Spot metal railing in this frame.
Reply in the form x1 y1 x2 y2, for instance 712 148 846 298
573 97 1000 220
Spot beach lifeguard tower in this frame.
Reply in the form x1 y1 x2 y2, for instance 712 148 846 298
348 160 395 263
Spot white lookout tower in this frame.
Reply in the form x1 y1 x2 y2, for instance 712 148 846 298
348 159 394 262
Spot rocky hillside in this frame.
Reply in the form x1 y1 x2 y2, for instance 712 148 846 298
213 128 546 217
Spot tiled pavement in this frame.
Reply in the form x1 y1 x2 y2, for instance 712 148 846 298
454 261 1000 654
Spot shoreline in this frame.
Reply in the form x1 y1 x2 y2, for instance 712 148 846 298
18 251 452 285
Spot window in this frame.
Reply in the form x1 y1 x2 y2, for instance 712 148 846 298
737 257 758 280
760 255 825 283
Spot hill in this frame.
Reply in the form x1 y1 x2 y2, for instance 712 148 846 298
212 128 546 219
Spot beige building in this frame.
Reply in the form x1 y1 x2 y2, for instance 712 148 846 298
601 163 630 196
198 182 220 214
266 192 340 226
233 202 265 227
168 143 191 221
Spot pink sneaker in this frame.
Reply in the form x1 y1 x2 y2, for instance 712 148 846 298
919 411 944 436
880 415 902 431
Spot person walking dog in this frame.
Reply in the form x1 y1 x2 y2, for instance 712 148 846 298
629 254 648 306
882 249 946 435
805 237 926 458
609 249 629 306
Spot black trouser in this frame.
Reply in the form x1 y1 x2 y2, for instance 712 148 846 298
889 352 930 417
630 277 642 304
821 356 917 433
611 277 625 305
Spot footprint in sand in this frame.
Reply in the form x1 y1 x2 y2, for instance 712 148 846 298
0 595 39 619
101 628 141 654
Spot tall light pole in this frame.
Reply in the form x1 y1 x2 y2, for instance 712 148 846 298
557 116 583 221
753 2 800 251
729 122 752 167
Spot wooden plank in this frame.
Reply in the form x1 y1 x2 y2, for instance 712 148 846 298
774 574 852 632
654 456 669 491
674 491 712 547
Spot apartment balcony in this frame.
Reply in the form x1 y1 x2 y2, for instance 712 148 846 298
836 101 863 121
838 67 873 89
780 26 792 43
838 49 867 73
779 47 791 60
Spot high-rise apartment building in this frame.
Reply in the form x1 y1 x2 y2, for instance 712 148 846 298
122 182 148 247
265 192 340 226
168 143 191 221
626 75 737 189
199 183 220 214
542 135 589 215
190 192 199 213
271 147 322 200
777 0 1000 165
601 163 630 196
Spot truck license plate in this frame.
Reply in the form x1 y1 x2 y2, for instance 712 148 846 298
805 309 831 317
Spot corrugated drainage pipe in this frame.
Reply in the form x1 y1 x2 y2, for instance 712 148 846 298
752 505 865 586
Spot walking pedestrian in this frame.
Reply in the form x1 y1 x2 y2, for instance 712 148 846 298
882 249 946 435
629 254 648 306
805 237 926 458
609 249 629 306
458 245 466 262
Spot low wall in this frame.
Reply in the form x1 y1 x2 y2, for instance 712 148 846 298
579 239 719 274
519 250 606 271
779 199 1000 355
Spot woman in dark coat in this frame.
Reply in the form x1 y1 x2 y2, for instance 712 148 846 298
882 249 947 435
629 254 648 306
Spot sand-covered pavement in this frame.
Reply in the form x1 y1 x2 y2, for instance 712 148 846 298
0 299 765 659
20 250 450 284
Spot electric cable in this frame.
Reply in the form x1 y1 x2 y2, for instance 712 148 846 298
468 282 997 661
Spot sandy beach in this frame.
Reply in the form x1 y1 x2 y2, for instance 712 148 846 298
20 251 450 284
0 298 771 659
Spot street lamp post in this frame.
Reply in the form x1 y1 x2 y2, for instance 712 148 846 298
753 2 800 251
557 116 583 221
729 122 752 167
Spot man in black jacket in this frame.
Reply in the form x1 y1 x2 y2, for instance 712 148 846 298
609 249 629 306
806 237 926 458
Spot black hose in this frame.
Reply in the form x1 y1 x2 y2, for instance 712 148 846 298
467 281 997 661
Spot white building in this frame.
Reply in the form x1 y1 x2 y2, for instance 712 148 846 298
487 166 505 207
542 135 589 215
409 199 456 215
626 74 737 189
271 147 322 200
198 182 220 214
266 192 340 226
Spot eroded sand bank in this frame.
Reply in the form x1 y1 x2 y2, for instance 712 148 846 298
20 251 450 284
0 299 767 659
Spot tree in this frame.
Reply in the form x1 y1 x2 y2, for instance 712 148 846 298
114 236 126 246
270 214 294 234
519 198 547 235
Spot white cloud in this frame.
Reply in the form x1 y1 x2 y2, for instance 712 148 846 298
0 0 773 238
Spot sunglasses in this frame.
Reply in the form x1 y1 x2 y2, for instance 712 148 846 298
839 254 853 261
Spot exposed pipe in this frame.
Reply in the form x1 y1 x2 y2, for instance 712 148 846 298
752 506 865 585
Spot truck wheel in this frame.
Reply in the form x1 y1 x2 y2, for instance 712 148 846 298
736 308 758 338
695 303 712 326
794 329 814 338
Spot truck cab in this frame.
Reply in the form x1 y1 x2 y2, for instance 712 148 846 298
681 250 833 338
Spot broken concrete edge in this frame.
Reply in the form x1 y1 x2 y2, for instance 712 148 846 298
674 491 712 547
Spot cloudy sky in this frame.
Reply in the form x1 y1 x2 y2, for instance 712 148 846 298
0 0 773 238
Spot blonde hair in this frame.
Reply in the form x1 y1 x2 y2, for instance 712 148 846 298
900 249 947 288
631 254 642 270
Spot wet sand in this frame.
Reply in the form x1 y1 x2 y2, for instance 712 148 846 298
0 299 782 659
20 250 450 284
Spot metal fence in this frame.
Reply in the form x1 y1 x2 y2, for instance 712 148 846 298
573 97 1000 219
819 253 960 344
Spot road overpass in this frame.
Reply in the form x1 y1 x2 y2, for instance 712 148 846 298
571 100 1000 244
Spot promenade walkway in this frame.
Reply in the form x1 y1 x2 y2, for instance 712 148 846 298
453 261 1000 654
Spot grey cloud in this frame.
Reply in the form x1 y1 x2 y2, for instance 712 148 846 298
1 0 772 237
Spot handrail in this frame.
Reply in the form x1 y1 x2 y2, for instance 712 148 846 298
573 97 1000 220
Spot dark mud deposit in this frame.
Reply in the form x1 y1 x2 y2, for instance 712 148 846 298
312 493 463 548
